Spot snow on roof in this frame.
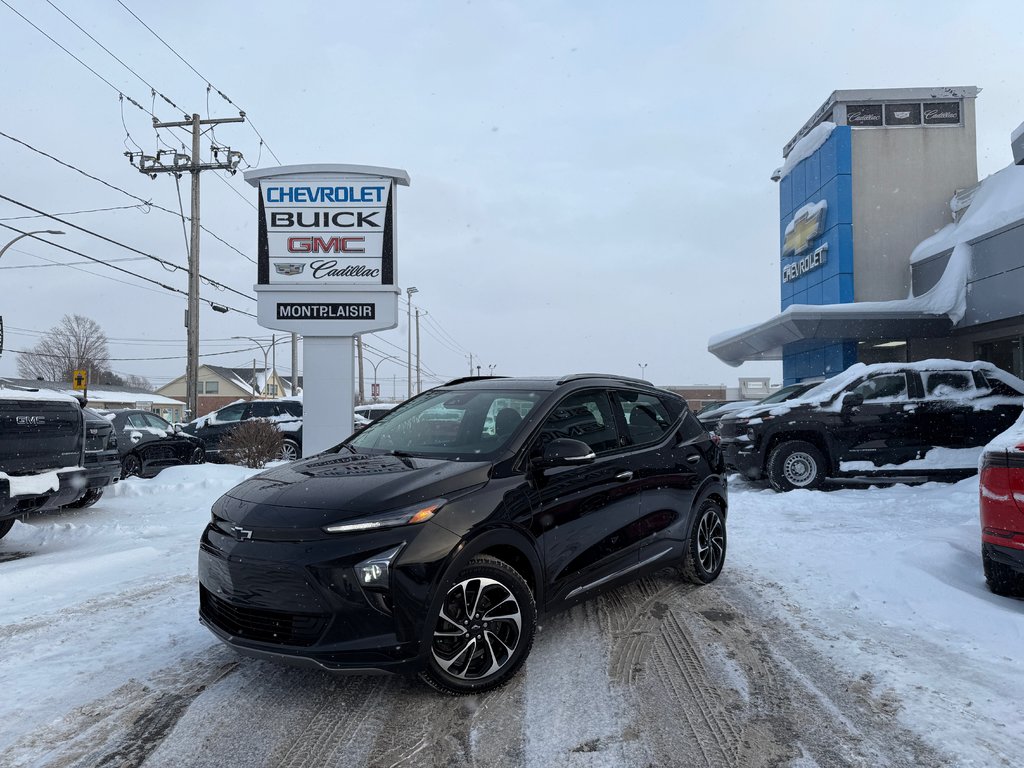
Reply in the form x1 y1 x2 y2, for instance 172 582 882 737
911 162 1024 264
0 382 79 403
777 122 836 181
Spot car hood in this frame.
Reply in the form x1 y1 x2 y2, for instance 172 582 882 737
218 450 491 527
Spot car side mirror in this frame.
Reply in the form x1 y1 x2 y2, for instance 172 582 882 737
533 438 596 468
842 392 864 411
173 424 183 433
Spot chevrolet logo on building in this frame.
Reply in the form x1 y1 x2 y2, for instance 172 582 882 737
782 200 827 257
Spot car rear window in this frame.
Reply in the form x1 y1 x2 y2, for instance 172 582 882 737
922 371 974 398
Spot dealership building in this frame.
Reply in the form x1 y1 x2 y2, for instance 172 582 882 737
710 86 1024 384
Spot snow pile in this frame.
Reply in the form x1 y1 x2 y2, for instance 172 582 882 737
0 383 78 402
777 121 836 180
0 467 83 496
912 162 1024 263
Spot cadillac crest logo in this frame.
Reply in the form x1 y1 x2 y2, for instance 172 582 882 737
275 263 306 276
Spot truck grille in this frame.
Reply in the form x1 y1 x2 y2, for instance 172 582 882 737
200 586 328 647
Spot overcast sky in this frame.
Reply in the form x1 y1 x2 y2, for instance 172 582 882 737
1 0 1022 397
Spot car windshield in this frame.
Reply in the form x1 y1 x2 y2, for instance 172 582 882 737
348 388 544 459
758 382 816 405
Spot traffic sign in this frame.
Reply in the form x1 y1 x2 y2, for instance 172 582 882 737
371 383 381 398
73 369 88 391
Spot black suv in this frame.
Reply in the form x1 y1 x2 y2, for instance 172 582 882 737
198 374 726 693
718 360 1024 491
185 399 303 461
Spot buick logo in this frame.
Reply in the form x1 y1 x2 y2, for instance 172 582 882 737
275 263 306 276
231 526 253 541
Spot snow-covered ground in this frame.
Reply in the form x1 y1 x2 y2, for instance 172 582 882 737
0 464 1021 765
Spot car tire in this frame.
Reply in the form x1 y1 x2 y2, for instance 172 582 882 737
189 445 205 464
66 487 103 509
767 440 827 492
121 453 143 479
680 499 727 585
419 555 537 695
280 439 300 461
983 551 1024 598
0 519 14 540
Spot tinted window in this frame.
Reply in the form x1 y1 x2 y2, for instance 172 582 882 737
142 413 170 430
982 373 1024 397
248 402 279 419
280 401 303 416
615 391 672 445
850 374 908 402
212 404 246 423
537 390 620 455
923 371 974 398
124 413 147 429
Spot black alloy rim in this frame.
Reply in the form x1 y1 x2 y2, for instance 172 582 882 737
696 508 724 574
431 576 522 680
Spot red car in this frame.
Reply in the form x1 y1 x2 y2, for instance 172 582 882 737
979 419 1024 597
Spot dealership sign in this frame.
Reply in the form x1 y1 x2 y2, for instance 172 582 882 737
258 176 395 286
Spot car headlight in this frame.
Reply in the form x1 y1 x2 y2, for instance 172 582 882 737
322 499 446 534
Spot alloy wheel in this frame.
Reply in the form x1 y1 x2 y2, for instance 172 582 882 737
696 508 725 574
431 576 522 680
280 441 299 461
122 453 142 478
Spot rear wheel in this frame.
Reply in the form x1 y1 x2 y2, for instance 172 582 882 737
681 499 727 584
420 556 536 695
767 440 827 492
189 445 205 464
121 453 143 479
983 551 1024 597
66 487 103 509
280 439 300 461
0 519 14 540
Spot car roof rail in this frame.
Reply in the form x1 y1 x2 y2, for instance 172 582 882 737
442 375 509 387
556 373 653 386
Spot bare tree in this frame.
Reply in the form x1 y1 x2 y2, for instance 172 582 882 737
17 314 111 383
121 373 154 391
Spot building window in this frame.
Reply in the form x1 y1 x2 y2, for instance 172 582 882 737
203 381 219 394
976 338 1024 380
268 384 277 396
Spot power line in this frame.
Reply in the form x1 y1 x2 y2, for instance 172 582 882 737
0 222 255 317
7 343 267 362
43 0 189 119
0 130 255 264
0 193 254 303
0 254 148 270
0 203 149 221
116 0 283 165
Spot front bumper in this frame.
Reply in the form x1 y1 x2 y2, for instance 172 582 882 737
197 519 458 674
1 467 88 521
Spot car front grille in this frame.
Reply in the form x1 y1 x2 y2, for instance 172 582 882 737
200 586 328 647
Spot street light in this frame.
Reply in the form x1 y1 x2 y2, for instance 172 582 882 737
233 335 277 396
0 230 65 261
406 286 418 399
488 364 496 375
367 353 400 401
639 363 648 380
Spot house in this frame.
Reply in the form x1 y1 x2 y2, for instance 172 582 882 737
0 378 187 423
155 365 301 418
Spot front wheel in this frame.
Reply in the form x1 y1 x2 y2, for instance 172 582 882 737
767 440 827 492
189 445 205 464
681 499 727 584
420 556 536 695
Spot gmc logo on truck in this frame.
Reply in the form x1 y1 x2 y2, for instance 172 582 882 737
16 416 45 426
287 236 365 254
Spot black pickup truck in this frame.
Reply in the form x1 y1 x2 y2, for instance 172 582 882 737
0 384 88 539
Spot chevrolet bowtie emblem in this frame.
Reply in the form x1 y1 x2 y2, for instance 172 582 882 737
783 201 827 257
231 526 253 541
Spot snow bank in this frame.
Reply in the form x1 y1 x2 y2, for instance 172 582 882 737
912 163 1024 263
777 122 836 181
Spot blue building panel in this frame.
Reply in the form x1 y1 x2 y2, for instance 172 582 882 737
779 124 854 381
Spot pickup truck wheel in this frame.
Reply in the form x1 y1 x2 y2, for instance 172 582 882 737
0 519 14 540
66 488 103 509
767 440 827 492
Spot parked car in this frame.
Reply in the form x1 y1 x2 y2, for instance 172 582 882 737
0 384 88 539
66 408 121 508
184 399 304 461
979 413 1024 597
719 360 1024 492
698 382 820 430
355 403 398 422
106 409 205 478
198 374 727 694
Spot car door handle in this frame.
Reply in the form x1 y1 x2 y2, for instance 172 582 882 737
614 471 633 482
686 455 701 464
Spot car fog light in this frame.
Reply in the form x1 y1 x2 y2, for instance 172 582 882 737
355 544 404 589
746 428 756 441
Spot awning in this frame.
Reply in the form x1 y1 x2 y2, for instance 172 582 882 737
708 306 954 367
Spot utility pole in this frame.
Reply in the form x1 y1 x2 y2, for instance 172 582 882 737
356 336 365 405
405 286 418 399
291 332 299 395
468 353 473 376
126 112 245 419
415 309 421 394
